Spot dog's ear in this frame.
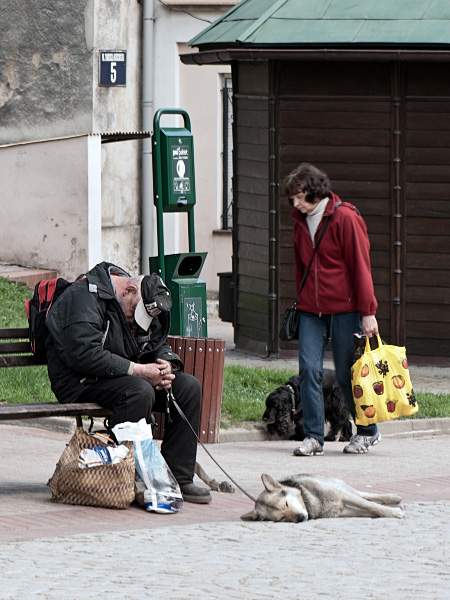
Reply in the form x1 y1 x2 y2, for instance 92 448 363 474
261 473 282 492
240 509 260 521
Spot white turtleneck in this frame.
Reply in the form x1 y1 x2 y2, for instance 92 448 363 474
306 197 330 241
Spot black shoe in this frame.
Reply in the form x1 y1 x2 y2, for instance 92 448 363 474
180 483 212 504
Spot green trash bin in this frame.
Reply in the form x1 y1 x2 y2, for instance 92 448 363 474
150 252 207 338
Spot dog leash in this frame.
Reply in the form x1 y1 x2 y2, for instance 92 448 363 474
285 384 297 420
166 389 257 503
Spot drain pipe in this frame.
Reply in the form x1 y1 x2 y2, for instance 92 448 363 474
141 0 155 273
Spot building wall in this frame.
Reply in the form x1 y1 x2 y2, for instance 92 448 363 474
278 61 392 347
233 61 271 354
0 0 93 143
230 58 450 358
402 62 450 357
0 136 102 281
0 0 142 277
277 60 450 358
91 0 143 275
0 0 142 141
0 0 233 293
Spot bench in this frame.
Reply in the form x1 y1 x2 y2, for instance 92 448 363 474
0 327 225 443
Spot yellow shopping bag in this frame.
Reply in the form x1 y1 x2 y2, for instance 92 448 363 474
352 334 419 426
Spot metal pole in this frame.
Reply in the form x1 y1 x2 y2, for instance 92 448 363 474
152 111 166 280
141 0 155 274
188 210 196 253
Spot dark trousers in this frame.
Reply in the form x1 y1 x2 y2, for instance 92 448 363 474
77 373 202 486
298 310 378 444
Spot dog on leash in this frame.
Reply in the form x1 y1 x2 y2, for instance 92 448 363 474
241 474 404 522
262 370 352 442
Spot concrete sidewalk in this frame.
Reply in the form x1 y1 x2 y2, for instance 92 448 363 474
1 422 450 544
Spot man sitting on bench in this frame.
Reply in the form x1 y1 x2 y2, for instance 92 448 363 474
45 261 212 504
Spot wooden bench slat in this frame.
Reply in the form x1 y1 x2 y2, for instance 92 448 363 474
0 340 32 354
0 355 44 367
210 340 226 443
0 328 29 339
193 339 206 384
0 402 111 420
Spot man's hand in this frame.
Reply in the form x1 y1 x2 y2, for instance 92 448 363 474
362 315 378 338
131 358 175 390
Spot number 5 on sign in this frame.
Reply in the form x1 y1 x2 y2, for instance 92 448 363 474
110 62 117 83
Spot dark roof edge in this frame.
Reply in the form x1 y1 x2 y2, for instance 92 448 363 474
0 132 151 150
181 47 450 65
98 131 150 144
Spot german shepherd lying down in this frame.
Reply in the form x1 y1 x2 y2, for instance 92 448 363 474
241 474 404 522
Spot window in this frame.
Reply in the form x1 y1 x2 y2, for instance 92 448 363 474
222 75 233 230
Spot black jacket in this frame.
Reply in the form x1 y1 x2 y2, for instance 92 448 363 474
46 262 182 403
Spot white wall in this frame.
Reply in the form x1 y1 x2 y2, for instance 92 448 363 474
0 136 102 281
91 0 143 276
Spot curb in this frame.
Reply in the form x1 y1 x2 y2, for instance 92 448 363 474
218 417 450 443
3 416 450 444
1 417 77 435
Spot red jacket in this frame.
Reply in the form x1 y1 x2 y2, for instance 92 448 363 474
290 192 378 317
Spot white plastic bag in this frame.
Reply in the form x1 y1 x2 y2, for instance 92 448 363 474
112 419 183 513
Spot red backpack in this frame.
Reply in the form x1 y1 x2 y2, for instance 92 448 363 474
25 277 72 362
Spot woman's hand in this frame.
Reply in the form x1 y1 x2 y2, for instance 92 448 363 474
362 315 378 338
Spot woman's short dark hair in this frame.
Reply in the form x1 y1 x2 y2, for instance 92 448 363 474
282 163 330 204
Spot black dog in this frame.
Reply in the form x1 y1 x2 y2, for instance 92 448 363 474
262 370 352 442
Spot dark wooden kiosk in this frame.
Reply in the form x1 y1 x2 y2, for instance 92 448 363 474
182 0 450 364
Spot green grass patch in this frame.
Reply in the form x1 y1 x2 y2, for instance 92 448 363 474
221 365 297 426
0 366 55 404
0 277 56 404
405 392 450 420
221 365 450 427
0 277 31 328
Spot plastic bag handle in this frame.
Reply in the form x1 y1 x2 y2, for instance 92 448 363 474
365 333 382 354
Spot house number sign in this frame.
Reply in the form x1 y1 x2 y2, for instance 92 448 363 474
99 51 127 86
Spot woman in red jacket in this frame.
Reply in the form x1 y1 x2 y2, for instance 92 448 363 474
283 163 380 455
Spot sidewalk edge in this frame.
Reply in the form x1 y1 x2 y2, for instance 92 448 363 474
218 418 450 443
2 416 450 443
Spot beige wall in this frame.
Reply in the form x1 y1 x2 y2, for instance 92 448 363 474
101 139 142 275
0 1 234 292
92 0 143 276
0 136 102 281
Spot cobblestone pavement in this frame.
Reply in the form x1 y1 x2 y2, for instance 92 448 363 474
1 501 449 600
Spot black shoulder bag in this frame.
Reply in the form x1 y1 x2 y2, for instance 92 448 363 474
279 204 340 341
